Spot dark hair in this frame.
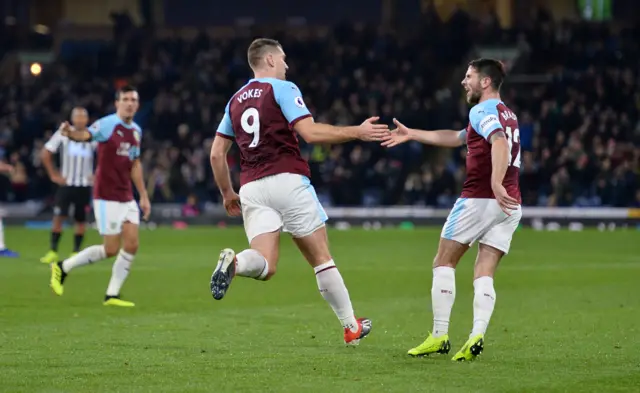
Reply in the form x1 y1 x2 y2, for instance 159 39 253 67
468 58 506 91
115 85 137 100
247 38 282 69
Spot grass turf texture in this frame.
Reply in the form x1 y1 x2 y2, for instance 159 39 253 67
0 227 639 393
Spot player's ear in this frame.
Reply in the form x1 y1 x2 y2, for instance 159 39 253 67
265 53 275 68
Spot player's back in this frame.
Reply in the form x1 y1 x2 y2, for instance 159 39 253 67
463 98 521 202
222 77 311 186
90 113 142 202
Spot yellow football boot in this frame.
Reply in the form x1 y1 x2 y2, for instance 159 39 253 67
41 250 59 264
103 297 135 307
452 334 484 361
49 262 66 296
407 333 451 357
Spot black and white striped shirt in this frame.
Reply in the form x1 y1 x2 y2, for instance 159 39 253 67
44 131 97 187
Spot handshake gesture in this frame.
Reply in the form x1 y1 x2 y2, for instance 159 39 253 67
356 117 391 141
381 118 412 147
355 117 412 146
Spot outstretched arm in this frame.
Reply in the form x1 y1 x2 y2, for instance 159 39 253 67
0 162 13 173
381 118 465 148
275 82 388 144
294 117 388 144
59 122 92 142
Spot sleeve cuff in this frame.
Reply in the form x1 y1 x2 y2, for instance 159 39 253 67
216 132 234 140
486 128 504 143
289 114 312 128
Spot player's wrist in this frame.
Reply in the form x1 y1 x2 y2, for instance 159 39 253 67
221 189 236 199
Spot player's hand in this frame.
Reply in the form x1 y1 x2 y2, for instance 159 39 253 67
59 121 72 137
357 116 390 142
492 184 519 216
51 173 66 186
223 192 241 217
139 196 151 221
381 118 412 148
0 162 14 174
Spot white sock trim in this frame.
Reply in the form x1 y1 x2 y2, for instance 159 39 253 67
118 250 134 262
433 266 456 275
256 256 269 280
313 260 336 274
473 275 494 289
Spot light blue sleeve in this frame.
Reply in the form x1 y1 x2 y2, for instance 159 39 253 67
273 81 312 124
132 125 142 159
469 103 503 141
88 115 118 142
216 102 234 137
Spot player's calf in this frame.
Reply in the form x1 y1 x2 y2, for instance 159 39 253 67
103 224 138 305
295 227 372 344
465 244 501 346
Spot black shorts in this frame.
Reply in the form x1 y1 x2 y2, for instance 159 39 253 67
53 186 92 222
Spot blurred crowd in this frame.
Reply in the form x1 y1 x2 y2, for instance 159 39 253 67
0 7 638 210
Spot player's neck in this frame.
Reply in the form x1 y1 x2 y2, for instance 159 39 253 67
479 92 501 104
116 113 133 124
253 71 276 80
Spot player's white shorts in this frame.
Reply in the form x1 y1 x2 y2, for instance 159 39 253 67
93 199 140 235
441 198 522 254
239 173 328 243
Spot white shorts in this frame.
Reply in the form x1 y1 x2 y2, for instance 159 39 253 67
441 198 522 254
239 173 328 243
93 199 140 235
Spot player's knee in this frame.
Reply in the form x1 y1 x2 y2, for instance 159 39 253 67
263 265 277 281
104 243 120 258
122 238 139 255
433 239 467 268
433 253 456 269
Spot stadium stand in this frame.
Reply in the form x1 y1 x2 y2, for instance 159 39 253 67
0 7 638 210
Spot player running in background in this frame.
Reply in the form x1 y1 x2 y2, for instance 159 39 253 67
0 161 19 258
49 86 151 307
40 107 97 264
382 59 522 360
210 38 389 345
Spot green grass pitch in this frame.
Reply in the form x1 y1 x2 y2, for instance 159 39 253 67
0 227 639 392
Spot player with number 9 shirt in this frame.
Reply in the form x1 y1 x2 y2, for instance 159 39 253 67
381 58 522 361
209 38 389 346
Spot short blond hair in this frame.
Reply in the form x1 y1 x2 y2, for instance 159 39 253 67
247 38 282 69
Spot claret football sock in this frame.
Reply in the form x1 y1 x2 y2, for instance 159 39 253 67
432 266 456 338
